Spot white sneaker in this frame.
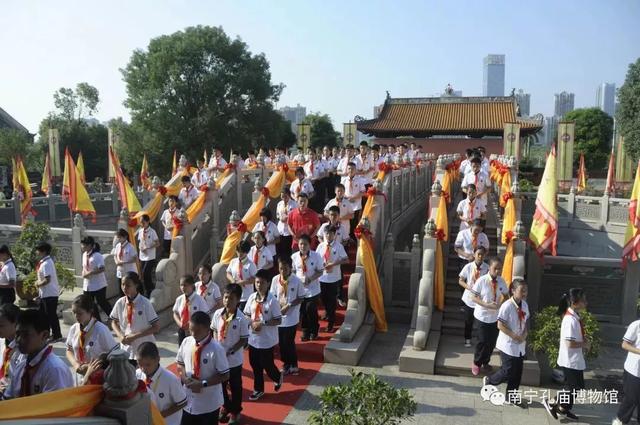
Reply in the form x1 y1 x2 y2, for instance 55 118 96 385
611 418 623 425
464 339 471 347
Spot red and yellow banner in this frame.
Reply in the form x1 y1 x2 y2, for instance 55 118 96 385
577 153 587 194
41 152 52 195
62 148 96 221
529 146 558 257
11 156 35 225
109 147 142 214
622 161 640 266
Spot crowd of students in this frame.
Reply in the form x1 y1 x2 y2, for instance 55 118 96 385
3 143 640 424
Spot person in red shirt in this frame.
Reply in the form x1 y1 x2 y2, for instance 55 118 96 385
287 193 320 251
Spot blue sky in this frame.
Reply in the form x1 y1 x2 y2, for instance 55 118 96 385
1 0 639 134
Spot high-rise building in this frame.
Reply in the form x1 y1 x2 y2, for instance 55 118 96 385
554 92 575 118
373 104 384 118
544 116 559 146
278 104 307 134
596 83 616 116
483 54 505 97
514 89 530 117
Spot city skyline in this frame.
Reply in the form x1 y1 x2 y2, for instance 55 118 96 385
1 0 638 136
596 82 616 116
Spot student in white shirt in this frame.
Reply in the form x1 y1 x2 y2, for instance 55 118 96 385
613 319 640 425
270 257 305 376
212 283 250 424
458 246 488 347
176 311 230 424
341 163 366 235
249 231 274 273
65 294 118 380
318 206 349 246
161 195 181 257
0 245 17 306
226 241 258 310
292 235 324 341
137 214 160 297
471 257 509 376
179 175 200 209
459 149 474 177
456 184 487 232
112 228 138 284
173 275 209 347
276 187 297 261
461 157 491 202
3 309 73 398
244 269 283 401
110 272 160 360
0 303 20 396
356 142 373 181
290 166 315 202
34 242 62 341
324 183 354 236
208 147 228 175
195 264 222 315
336 145 361 176
191 159 209 187
454 220 490 270
483 279 529 405
543 288 589 421
252 208 280 257
136 342 187 425
80 236 112 316
316 226 348 332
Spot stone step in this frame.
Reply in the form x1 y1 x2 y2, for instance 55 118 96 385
434 334 501 378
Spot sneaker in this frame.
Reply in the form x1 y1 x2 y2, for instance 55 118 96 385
219 410 230 423
249 391 264 401
229 414 241 425
542 397 558 420
471 363 480 376
612 418 623 425
337 298 346 308
301 334 310 342
275 373 284 392
289 366 300 375
482 376 489 387
281 365 291 376
310 333 318 341
464 339 471 348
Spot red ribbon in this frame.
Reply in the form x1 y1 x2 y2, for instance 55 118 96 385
198 184 209 192
224 163 235 171
504 230 514 243
502 192 514 203
261 187 270 198
378 163 392 173
354 225 372 240
172 216 183 233
499 166 510 176
435 229 446 241
106 380 148 401
128 218 138 228
158 186 167 196
365 187 388 202
236 221 247 233
280 164 289 172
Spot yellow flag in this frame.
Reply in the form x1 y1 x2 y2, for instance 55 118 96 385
13 157 34 225
172 150 177 176
109 147 142 214
140 154 150 190
62 148 96 221
577 153 587 194
77 152 86 184
41 153 52 195
623 161 640 265
529 146 558 256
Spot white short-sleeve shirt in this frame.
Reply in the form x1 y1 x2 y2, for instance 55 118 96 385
208 155 228 170
4 345 74 398
191 169 209 187
243 292 282 349
248 245 274 271
458 261 489 308
195 280 222 314
82 251 108 292
317 222 349 245
172 292 210 322
179 185 200 209
337 156 362 175
324 197 354 235
471 274 509 323
623 320 640 378
316 241 348 283
161 208 178 240
0 259 17 287
276 199 297 236
456 198 487 231
65 318 118 363
252 220 280 253
211 307 250 368
137 366 186 425
112 241 138 278
304 160 324 181
270 273 305 328
454 229 490 259
136 227 159 261
290 178 314 198
291 250 324 298
109 294 159 359
226 258 257 301
461 171 490 201
36 256 60 299
341 176 367 212
496 298 530 357
176 335 229 414
557 308 586 370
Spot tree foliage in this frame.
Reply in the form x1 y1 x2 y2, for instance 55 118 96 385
0 129 32 166
303 113 340 148
563 108 613 170
617 58 640 161
120 25 295 176
53 82 100 122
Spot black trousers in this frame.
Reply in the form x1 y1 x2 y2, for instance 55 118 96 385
162 239 171 258
349 211 362 239
320 281 339 326
557 367 585 411
248 346 281 392
181 409 219 425
463 304 474 340
40 296 62 339
140 259 156 297
617 371 640 423
276 235 293 263
0 287 16 306
474 319 498 367
222 364 243 415
278 325 298 369
178 328 188 347
300 295 319 336
84 287 112 316
487 351 524 394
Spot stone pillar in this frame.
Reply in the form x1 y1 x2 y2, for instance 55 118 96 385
382 232 394 306
177 207 192 272
622 260 640 325
71 214 85 278
512 221 527 281
47 193 56 222
251 176 262 203
111 183 120 216
12 191 20 224
526 247 543 313
428 180 442 221
557 121 575 192
410 234 421 302
503 122 521 161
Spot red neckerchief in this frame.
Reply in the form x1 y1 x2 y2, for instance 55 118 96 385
126 296 136 327
180 293 191 329
77 319 96 363
20 345 53 396
36 256 50 273
512 298 526 332
253 247 261 267
1 341 13 379
565 308 585 339
301 252 308 274
198 279 208 297
469 199 475 220
323 243 332 263
218 308 235 342
118 241 127 262
471 233 478 250
490 277 498 303
237 258 244 280
192 334 212 379
473 262 481 282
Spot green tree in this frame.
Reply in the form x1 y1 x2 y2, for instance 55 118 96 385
120 25 294 176
563 108 613 170
303 113 340 148
0 129 32 166
617 58 640 161
53 82 100 122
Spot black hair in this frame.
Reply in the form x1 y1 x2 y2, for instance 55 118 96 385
253 230 266 242
237 240 251 254
0 244 14 263
137 341 160 360
116 228 129 241
181 175 191 183
509 278 527 297
465 148 474 157
255 269 270 281
360 141 368 147
17 309 49 334
190 310 211 328
259 207 273 221
466 184 477 192
297 193 309 200
281 186 291 195
122 271 143 293
325 225 337 235
168 195 181 207
224 283 243 300
298 234 311 244
472 218 484 228
328 205 340 214
181 274 195 286
140 214 151 223
199 263 212 273
80 236 101 254
473 246 486 254
0 303 20 324
557 288 586 316
295 166 305 175
470 157 481 165
347 162 356 168
334 183 345 191
372 145 380 152
488 257 502 267
35 242 52 255
277 256 292 267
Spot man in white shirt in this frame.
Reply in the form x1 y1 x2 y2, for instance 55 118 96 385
458 247 488 347
456 184 487 231
292 235 324 341
324 183 354 236
34 242 62 341
316 226 348 332
173 275 209 346
454 220 490 269
176 311 230 424
317 206 349 245
208 147 227 175
356 142 373 182
136 214 160 297
226 241 257 307
461 157 490 202
459 149 474 177
341 163 366 236
191 159 209 187
290 167 315 202
195 264 222 315
336 145 361 176
179 175 199 209
276 187 297 261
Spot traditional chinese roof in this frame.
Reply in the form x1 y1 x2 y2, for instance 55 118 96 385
0 106 30 134
356 96 543 138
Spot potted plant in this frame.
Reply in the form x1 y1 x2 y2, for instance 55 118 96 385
529 306 601 383
12 221 77 301
309 370 417 425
